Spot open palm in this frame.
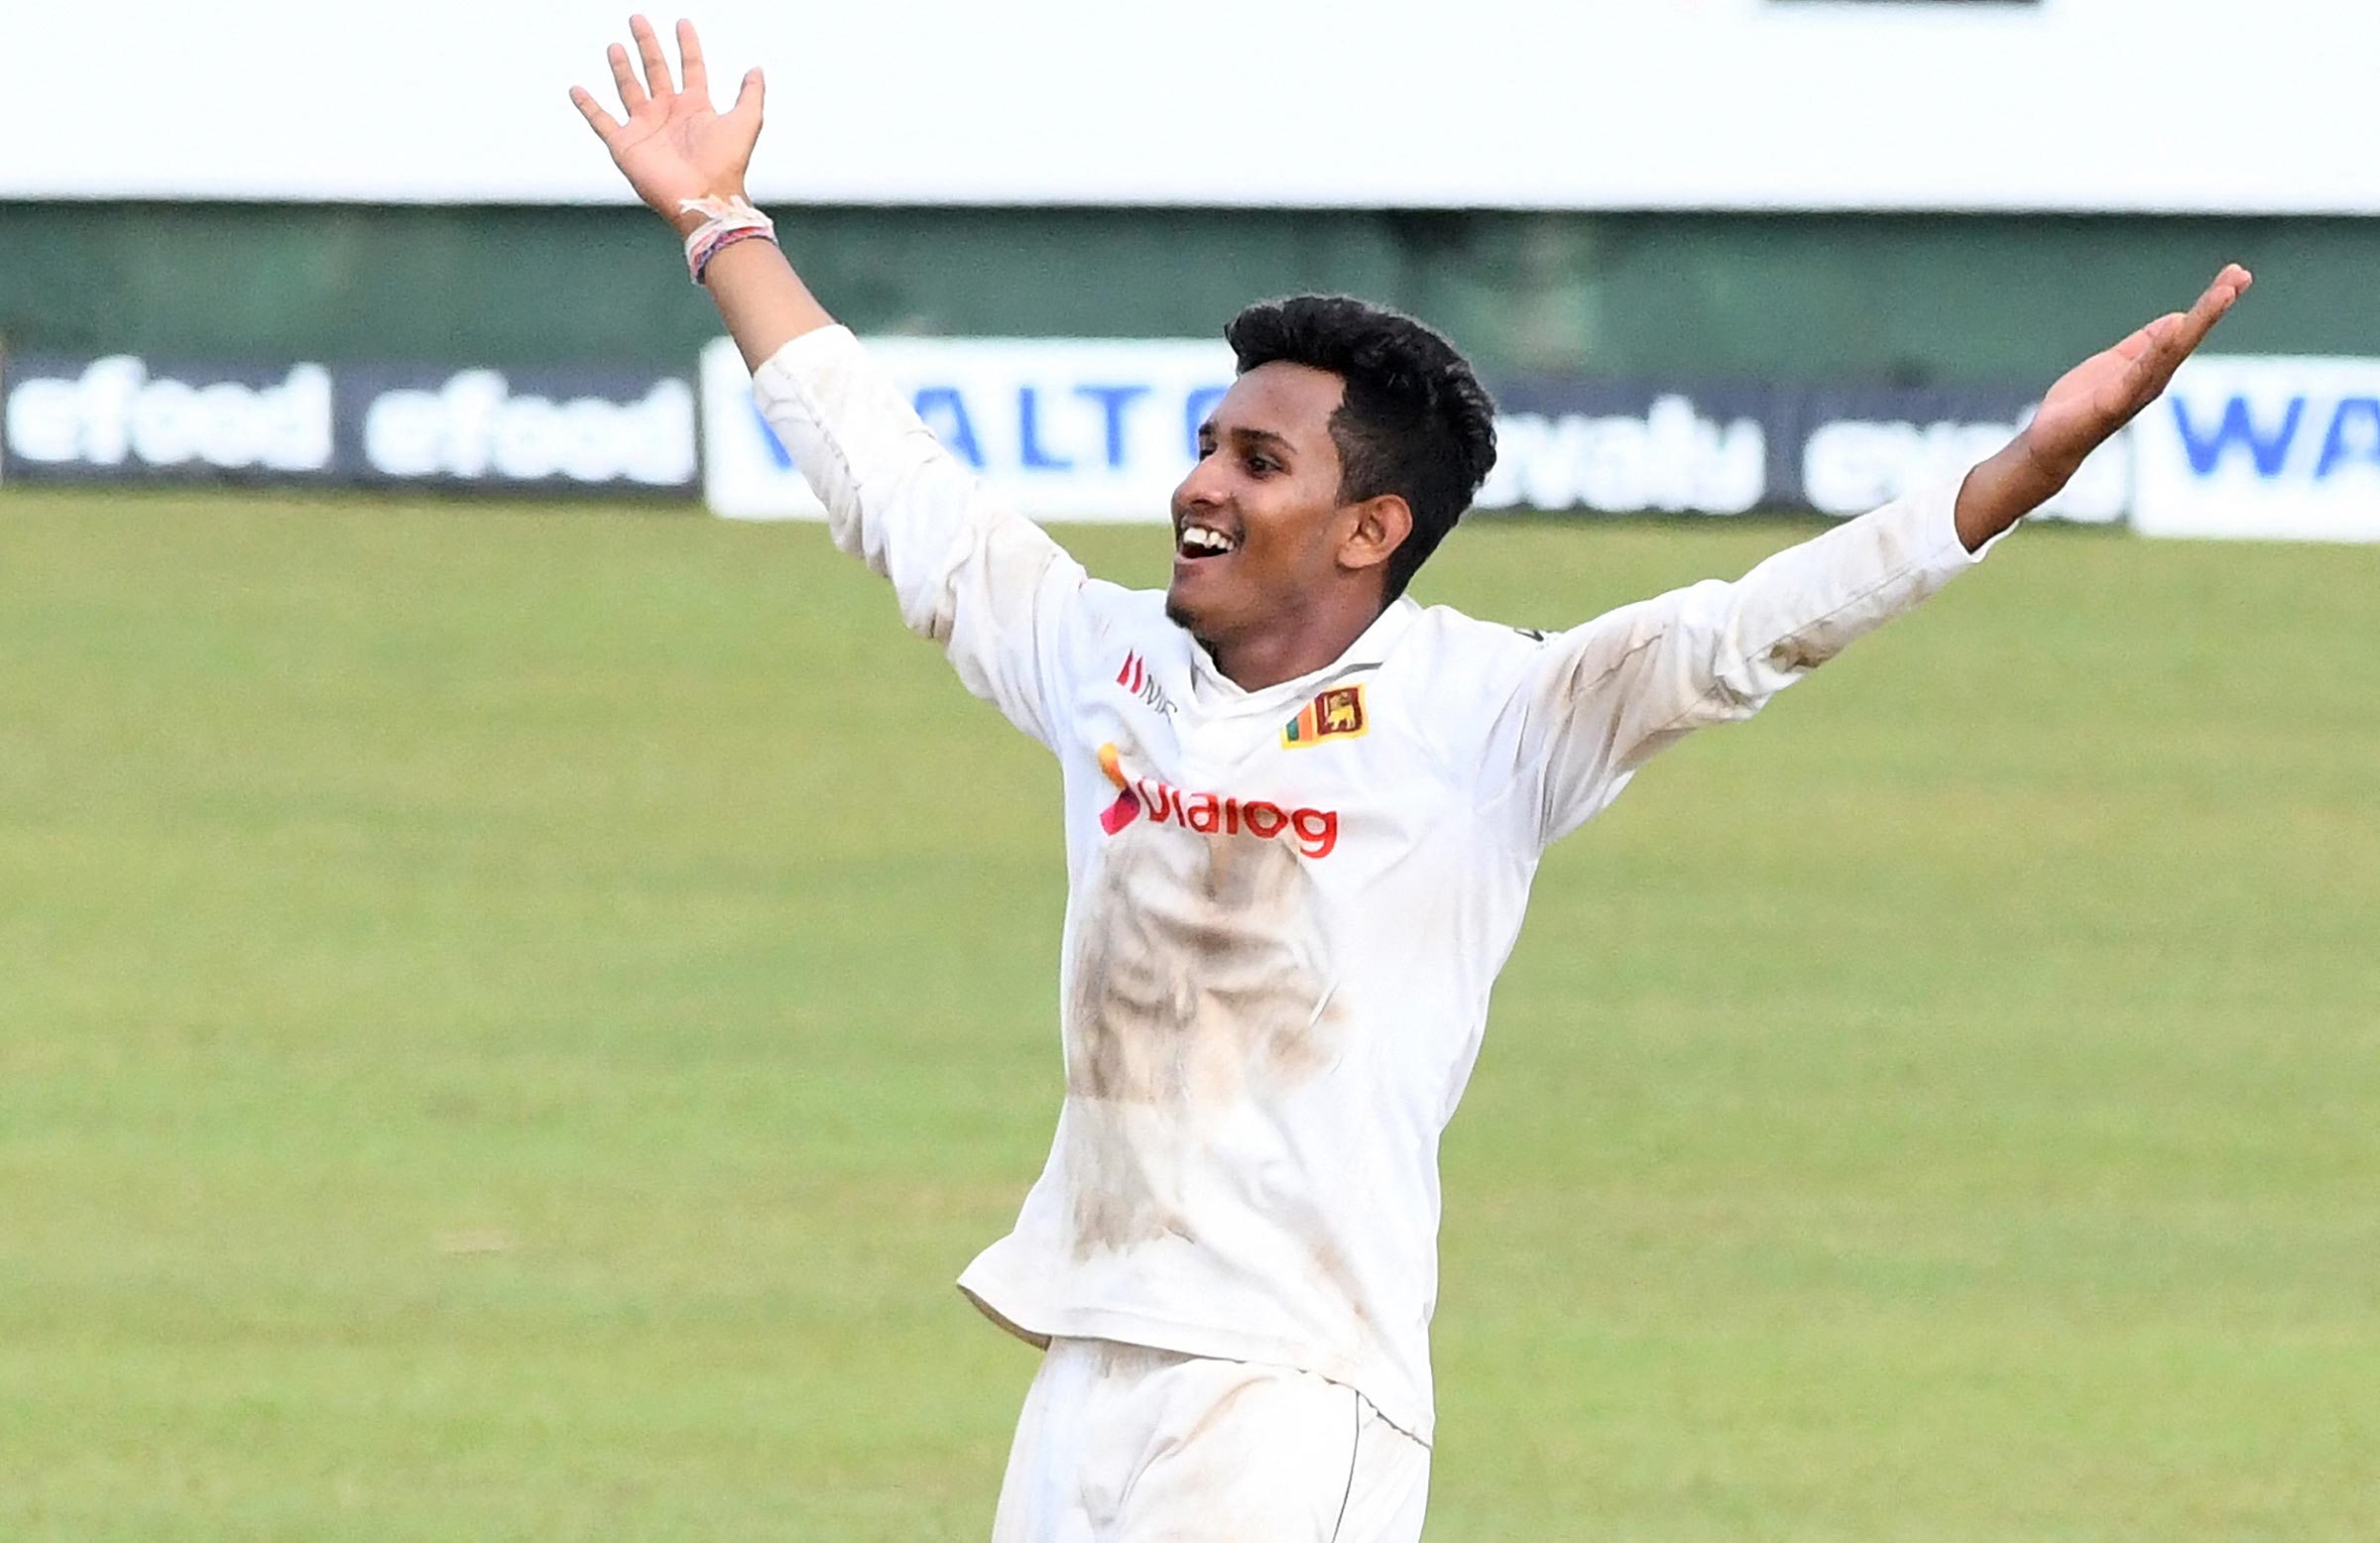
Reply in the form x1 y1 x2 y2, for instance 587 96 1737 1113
2023 264 2253 484
570 16 764 231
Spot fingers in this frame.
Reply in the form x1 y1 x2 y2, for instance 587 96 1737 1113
632 13 676 99
2168 263 2253 358
2127 264 2254 407
607 42 648 113
727 64 766 131
2108 320 2165 366
568 84 623 148
676 18 708 100
2116 316 2193 413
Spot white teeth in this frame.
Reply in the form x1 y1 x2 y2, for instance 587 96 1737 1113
1179 527 1236 555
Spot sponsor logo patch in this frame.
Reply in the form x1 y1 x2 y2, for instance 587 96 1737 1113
1096 743 1340 858
1282 684 1367 748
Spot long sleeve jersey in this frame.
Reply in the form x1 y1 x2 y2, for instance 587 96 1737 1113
756 325 1993 1444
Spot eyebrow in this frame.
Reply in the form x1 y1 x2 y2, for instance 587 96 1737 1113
1198 423 1296 456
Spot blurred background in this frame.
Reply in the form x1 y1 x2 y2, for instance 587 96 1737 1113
4 2 2376 1540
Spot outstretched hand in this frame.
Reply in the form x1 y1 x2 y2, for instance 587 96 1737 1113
570 16 764 234
2022 264 2254 486
1954 264 2254 551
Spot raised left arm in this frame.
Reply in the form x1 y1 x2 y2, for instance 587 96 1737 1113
1954 264 2253 551
1478 265 2256 850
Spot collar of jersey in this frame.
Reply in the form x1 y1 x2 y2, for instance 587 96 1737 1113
1182 595 1419 716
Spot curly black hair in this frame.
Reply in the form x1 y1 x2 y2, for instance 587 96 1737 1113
1224 295 1498 602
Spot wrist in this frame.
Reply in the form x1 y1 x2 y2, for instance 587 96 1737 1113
2011 425 2082 498
1955 438 2062 552
676 193 777 287
666 187 750 237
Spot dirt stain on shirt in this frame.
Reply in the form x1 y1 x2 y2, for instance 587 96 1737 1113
1069 828 1341 1106
1061 824 1347 1256
1308 1239 1376 1335
1765 632 1840 673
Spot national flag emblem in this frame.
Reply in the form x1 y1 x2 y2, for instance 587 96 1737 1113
1283 684 1368 748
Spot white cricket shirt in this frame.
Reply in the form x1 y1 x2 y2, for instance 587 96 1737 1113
756 325 1993 1443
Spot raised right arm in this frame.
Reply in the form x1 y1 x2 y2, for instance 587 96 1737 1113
569 16 829 365
569 16 1091 747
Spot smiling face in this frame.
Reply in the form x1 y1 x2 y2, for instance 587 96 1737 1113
1166 362 1377 655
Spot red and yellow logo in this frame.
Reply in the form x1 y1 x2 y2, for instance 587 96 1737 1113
1282 684 1367 749
1097 743 1340 858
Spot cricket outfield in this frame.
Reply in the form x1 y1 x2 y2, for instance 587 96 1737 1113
3 488 2374 1541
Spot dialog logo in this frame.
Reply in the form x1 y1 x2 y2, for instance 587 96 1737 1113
1097 743 1143 835
1096 744 1341 858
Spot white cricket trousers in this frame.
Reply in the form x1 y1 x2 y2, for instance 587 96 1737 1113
990 1338 1430 1543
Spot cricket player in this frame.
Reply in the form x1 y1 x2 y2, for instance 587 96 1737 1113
572 18 2251 1540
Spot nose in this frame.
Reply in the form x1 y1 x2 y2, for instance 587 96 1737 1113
1173 450 1230 514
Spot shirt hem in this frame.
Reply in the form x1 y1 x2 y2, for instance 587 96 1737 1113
955 1278 1436 1448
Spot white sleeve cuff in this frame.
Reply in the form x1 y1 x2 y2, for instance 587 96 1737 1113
751 322 862 411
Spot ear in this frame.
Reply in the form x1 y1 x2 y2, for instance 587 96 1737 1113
1337 493 1413 578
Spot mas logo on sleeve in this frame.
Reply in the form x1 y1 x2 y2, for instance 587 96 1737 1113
1282 685 1368 749
1114 652 1178 719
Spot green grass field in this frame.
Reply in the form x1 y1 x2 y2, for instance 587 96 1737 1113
3 486 2376 1542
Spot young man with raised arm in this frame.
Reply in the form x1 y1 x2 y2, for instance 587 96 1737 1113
572 18 2250 1541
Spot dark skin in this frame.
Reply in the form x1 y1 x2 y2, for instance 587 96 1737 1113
1165 363 1413 689
574 14 2254 695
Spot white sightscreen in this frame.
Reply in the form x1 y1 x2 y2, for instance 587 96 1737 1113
8 0 2373 212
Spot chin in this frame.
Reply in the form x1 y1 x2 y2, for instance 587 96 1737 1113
1163 585 1227 649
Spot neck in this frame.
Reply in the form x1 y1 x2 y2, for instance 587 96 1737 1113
1201 598 1388 692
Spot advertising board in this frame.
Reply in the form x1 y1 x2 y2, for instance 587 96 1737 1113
1 355 699 498
701 337 1235 522
2 355 340 485
1789 386 2129 528
55 337 2363 548
345 367 697 494
706 337 2132 526
2132 357 2380 542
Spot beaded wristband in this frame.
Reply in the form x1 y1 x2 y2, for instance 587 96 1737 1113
678 194 778 285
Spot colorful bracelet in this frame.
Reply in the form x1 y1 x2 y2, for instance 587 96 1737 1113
678 194 778 286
